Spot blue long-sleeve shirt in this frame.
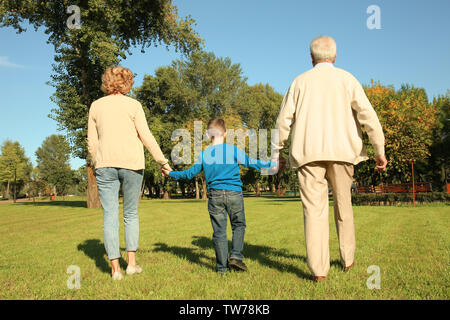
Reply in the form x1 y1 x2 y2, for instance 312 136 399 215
169 143 276 192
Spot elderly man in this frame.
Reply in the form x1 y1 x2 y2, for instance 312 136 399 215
272 36 387 281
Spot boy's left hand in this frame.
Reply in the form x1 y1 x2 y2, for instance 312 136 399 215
271 155 286 174
162 166 172 177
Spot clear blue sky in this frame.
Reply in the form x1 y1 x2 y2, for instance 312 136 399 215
0 0 449 169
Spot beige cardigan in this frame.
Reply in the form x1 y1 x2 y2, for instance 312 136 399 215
272 63 385 168
87 95 169 170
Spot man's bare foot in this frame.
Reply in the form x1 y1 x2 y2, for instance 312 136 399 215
344 262 354 272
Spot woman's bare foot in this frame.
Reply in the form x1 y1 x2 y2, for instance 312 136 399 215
110 258 121 276
126 265 142 275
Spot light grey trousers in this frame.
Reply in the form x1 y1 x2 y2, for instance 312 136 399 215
298 161 355 277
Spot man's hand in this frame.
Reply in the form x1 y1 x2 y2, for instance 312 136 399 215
375 155 387 173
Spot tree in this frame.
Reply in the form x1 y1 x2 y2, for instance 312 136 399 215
35 135 74 196
72 165 88 196
428 92 450 190
0 140 33 202
232 83 283 196
23 167 52 201
1 0 202 207
355 81 439 186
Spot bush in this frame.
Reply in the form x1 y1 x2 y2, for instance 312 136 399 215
351 192 450 206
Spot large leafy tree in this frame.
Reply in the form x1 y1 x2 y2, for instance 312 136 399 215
0 140 33 201
0 0 202 207
35 134 74 196
136 51 246 121
356 82 439 186
23 167 52 201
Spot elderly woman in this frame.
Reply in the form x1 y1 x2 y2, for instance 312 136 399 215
88 66 171 280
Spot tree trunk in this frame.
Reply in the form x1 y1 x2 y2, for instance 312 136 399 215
277 186 286 197
255 182 261 197
411 161 415 207
156 185 161 199
271 184 276 193
86 163 101 208
13 170 17 204
163 190 170 199
180 182 186 198
195 178 200 200
6 181 10 199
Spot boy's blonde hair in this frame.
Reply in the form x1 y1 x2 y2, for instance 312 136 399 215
207 118 226 136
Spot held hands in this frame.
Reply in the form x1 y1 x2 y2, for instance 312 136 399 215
161 164 173 177
374 155 388 173
269 155 287 175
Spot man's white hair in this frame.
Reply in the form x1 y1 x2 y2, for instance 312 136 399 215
310 36 337 62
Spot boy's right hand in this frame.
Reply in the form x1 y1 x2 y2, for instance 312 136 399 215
272 155 286 174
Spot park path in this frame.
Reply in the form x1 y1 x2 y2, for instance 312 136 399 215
0 198 41 205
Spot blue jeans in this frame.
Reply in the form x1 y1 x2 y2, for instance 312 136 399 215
96 167 143 260
207 189 246 273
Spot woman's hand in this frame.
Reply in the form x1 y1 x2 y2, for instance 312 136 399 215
161 165 173 177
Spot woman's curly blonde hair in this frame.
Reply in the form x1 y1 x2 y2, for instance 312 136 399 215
101 66 134 95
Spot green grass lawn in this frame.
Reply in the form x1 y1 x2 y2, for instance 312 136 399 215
0 195 448 300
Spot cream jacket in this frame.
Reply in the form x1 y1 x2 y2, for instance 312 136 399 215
87 95 169 170
272 63 385 168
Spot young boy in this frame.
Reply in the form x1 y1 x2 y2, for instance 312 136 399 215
162 118 278 274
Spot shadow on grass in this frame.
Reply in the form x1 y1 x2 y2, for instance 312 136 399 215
154 236 312 280
153 242 215 270
17 200 87 208
146 200 208 204
79 238 343 277
77 239 128 274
